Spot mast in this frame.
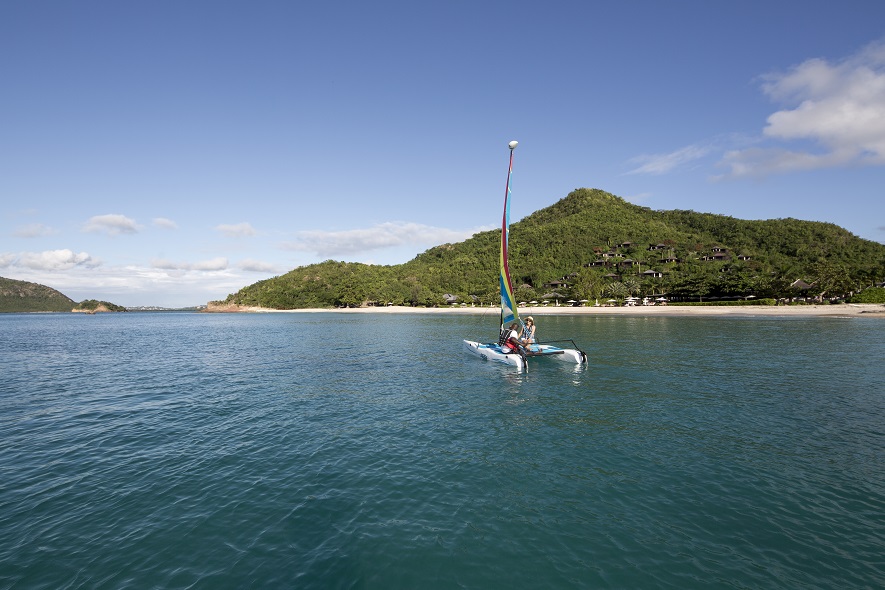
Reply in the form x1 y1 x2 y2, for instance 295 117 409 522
499 140 520 328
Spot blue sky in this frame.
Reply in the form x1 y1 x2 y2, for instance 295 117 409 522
2 1 884 307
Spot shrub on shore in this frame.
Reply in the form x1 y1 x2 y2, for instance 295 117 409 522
849 287 885 304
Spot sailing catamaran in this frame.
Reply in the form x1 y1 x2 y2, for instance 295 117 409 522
463 141 587 371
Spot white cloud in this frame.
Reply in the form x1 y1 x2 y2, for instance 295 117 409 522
153 217 178 230
150 257 229 271
216 222 256 237
192 257 229 271
4 262 248 308
623 192 653 204
8 249 99 271
238 259 280 273
719 40 885 178
150 258 184 270
83 214 139 235
280 222 487 257
13 223 57 238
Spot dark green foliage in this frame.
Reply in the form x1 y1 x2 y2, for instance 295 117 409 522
0 276 76 312
849 287 885 303
74 299 127 312
221 189 885 308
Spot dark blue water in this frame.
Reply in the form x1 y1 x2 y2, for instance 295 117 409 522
1 312 883 589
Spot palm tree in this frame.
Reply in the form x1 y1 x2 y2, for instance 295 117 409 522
622 276 641 297
604 281 628 299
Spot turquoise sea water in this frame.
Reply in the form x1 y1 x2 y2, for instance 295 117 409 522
1 311 883 589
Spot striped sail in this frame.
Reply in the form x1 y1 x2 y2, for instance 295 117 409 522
499 145 520 327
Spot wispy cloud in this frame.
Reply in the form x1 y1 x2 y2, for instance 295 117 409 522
238 259 280 273
193 257 229 271
152 217 178 230
623 192 653 204
627 144 715 175
0 253 17 268
151 257 229 271
718 39 885 178
83 214 139 235
13 223 57 238
216 222 256 238
0 249 100 271
280 222 488 257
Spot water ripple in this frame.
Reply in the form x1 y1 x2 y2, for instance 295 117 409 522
1 313 883 588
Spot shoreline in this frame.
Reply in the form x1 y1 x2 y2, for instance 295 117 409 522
210 303 885 318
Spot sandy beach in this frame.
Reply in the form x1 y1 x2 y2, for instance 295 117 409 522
220 303 885 318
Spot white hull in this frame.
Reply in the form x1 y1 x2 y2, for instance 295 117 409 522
463 340 526 369
464 340 586 370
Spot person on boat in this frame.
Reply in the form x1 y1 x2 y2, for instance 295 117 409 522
500 323 528 361
520 316 536 351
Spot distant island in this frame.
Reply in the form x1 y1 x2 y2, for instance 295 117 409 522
0 277 126 313
72 299 127 313
0 277 210 313
216 189 885 310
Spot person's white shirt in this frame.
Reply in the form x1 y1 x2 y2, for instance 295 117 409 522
503 328 520 350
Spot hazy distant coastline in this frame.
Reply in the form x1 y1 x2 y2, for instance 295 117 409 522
205 302 885 318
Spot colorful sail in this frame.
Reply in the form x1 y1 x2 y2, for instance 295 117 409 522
500 142 520 327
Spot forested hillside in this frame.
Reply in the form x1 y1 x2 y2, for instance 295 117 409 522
0 277 76 312
220 189 885 309
0 277 129 313
73 299 128 312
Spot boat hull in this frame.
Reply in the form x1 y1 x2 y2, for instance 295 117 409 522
463 340 525 369
464 340 586 369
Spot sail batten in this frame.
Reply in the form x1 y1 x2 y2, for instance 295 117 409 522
499 144 520 327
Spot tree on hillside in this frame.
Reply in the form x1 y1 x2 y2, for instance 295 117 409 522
622 276 641 297
809 259 855 299
604 281 627 299
564 268 594 302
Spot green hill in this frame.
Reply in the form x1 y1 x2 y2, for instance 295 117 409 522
73 299 127 313
219 189 885 308
0 277 128 313
0 277 77 312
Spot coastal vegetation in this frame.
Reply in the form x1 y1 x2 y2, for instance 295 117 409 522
0 276 126 313
73 299 127 312
849 287 885 304
220 189 885 309
0 277 76 312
